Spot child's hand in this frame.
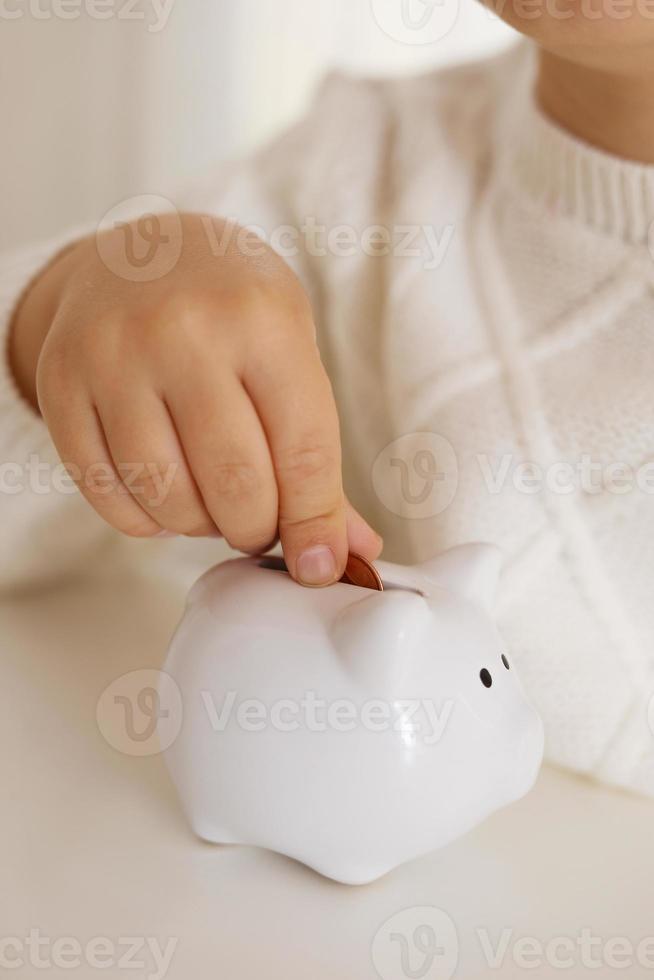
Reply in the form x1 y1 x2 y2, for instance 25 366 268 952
9 213 382 585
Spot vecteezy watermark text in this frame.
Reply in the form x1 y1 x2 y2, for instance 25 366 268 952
201 690 455 747
96 669 458 756
0 930 177 979
0 454 177 508
486 0 654 21
0 0 175 31
202 215 455 272
477 927 654 971
371 432 654 521
477 452 654 497
372 907 654 980
94 195 456 283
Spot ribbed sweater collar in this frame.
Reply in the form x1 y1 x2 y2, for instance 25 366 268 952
503 44 654 246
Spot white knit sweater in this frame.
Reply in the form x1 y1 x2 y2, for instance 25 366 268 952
3 42 654 796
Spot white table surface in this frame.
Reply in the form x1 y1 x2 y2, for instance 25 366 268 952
2 560 653 980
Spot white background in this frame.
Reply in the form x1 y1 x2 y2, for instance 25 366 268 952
0 0 515 251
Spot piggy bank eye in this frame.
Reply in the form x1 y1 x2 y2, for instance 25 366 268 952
479 668 492 688
501 654 510 670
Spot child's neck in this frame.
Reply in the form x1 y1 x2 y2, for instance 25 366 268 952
537 49 654 165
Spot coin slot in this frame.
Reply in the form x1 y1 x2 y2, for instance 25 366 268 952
382 581 426 596
258 556 289 573
257 556 422 594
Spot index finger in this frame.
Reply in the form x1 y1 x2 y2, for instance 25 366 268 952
244 337 348 587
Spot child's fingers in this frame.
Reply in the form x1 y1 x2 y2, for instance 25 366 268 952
165 373 279 555
244 342 348 587
41 394 163 537
95 392 218 537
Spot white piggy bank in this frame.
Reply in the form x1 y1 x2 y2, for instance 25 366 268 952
160 544 543 884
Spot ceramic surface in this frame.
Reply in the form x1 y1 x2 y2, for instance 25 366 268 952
161 544 544 884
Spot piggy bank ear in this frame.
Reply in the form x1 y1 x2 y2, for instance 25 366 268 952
331 590 430 691
418 543 502 613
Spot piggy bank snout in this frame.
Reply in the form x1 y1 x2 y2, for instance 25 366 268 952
491 693 544 795
521 702 545 769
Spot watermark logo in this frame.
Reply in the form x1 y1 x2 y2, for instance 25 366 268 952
96 195 182 282
369 0 459 45
371 907 459 980
96 668 182 756
371 910 654 976
372 432 459 519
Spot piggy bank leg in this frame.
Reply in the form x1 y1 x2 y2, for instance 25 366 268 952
308 858 394 886
187 814 239 846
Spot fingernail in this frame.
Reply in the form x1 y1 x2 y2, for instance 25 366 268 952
155 530 178 538
296 545 337 586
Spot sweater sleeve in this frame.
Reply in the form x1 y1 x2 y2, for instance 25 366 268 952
0 234 120 591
